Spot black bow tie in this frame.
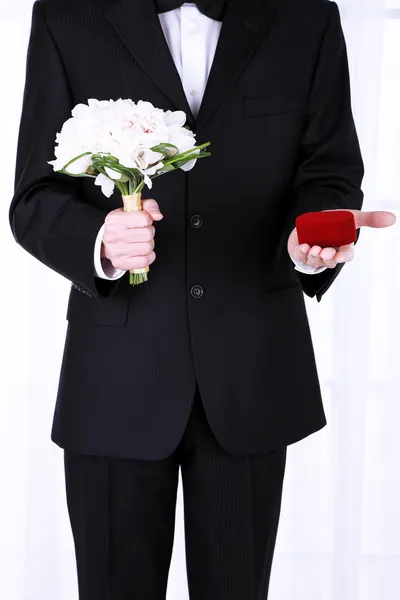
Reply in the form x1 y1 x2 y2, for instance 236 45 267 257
155 0 226 22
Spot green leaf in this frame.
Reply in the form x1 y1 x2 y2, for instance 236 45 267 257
58 171 96 179
150 143 179 157
135 180 146 193
62 151 92 173
157 163 176 173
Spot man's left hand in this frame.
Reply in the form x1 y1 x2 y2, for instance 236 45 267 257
288 210 396 269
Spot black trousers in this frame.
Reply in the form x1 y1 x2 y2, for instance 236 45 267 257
64 389 287 600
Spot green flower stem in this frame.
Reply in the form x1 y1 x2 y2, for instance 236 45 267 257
58 141 211 201
114 180 127 194
134 180 146 194
130 271 148 285
162 145 211 167
165 144 210 161
178 141 211 156
61 151 92 172
59 171 96 179
161 152 211 170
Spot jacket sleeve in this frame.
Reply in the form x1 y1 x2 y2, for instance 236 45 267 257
9 1 116 299
285 1 364 302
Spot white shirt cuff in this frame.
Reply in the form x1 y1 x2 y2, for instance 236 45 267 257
290 255 327 275
94 224 126 281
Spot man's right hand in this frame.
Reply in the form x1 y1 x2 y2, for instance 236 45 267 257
101 199 163 271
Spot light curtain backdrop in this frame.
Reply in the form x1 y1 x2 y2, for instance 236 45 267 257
0 0 399 598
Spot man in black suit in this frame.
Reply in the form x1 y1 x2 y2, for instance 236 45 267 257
10 0 395 598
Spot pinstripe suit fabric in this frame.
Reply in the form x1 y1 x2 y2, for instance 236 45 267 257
65 389 286 599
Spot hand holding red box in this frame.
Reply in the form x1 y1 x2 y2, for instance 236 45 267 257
288 209 396 272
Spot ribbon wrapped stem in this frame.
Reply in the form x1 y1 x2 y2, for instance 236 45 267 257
122 193 150 286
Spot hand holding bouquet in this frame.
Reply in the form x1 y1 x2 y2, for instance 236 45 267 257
49 99 210 284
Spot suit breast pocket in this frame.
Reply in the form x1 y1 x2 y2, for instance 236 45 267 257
243 91 308 118
66 286 129 327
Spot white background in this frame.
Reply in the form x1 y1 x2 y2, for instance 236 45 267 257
0 0 399 599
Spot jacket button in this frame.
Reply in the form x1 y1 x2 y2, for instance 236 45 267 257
190 214 203 228
190 285 204 299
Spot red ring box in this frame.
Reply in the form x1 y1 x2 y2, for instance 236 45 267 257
295 210 357 248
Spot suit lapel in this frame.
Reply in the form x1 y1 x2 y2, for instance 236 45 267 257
196 0 277 128
105 0 196 126
105 0 276 129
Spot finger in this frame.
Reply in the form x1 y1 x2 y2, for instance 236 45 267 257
126 226 155 243
111 251 156 272
104 225 155 245
322 259 339 269
127 252 157 270
126 210 155 228
306 246 324 268
346 209 396 229
332 242 355 264
320 247 337 261
319 247 338 269
142 199 164 221
105 209 153 228
104 208 124 223
291 243 310 262
298 243 310 255
110 240 155 258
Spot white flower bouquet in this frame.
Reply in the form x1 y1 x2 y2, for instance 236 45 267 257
49 98 211 285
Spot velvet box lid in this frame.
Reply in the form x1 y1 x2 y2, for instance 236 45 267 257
295 210 357 248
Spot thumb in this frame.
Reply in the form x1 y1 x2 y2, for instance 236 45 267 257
324 209 396 229
142 198 163 221
348 209 396 229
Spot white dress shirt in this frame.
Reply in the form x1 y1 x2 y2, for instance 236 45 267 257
94 3 326 279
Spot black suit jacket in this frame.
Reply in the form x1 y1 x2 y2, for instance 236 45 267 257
10 0 364 459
